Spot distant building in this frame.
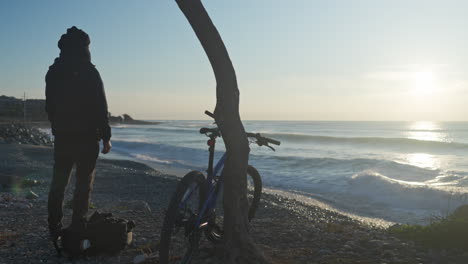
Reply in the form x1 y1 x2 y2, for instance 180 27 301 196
0 95 47 121
0 95 23 119
25 99 48 121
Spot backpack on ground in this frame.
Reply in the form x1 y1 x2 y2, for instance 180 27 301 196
85 211 135 254
53 211 135 258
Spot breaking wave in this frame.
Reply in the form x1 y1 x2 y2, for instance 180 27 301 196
262 133 468 152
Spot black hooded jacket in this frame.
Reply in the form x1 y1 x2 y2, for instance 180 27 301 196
45 58 111 142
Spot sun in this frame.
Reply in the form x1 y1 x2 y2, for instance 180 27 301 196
411 71 438 95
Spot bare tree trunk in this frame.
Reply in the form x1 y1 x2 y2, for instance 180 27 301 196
175 1 267 263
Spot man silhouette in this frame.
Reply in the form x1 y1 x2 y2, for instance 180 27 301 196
45 26 112 239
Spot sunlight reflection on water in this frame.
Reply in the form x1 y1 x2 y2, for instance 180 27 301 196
406 121 452 143
405 153 439 170
405 122 443 173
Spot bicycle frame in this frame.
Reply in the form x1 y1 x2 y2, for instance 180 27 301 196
179 136 227 228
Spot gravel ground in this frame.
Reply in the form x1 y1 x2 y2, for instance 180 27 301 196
1 143 467 264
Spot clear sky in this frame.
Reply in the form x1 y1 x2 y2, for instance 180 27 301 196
1 0 467 121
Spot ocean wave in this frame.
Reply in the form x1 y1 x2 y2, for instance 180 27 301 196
133 154 173 164
109 136 468 223
259 155 443 183
112 139 447 183
347 170 468 211
111 139 209 169
112 139 199 153
143 126 199 134
111 123 203 134
111 137 153 143
262 133 468 151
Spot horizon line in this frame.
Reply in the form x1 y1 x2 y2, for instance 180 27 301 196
141 119 468 122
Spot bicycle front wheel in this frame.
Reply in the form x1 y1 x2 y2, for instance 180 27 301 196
159 171 207 264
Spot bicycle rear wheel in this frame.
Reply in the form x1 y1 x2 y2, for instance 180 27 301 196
204 165 262 244
159 171 207 264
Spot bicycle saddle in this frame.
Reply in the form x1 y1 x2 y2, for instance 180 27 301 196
199 127 219 135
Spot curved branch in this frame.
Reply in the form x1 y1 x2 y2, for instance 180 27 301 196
175 0 238 98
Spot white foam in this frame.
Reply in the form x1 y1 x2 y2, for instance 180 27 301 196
262 187 394 227
133 154 173 165
345 170 468 223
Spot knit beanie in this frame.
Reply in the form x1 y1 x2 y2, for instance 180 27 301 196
58 26 90 51
57 26 91 63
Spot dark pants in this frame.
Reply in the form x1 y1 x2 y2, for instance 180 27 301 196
48 136 99 230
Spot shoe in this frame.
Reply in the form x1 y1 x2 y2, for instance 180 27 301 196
49 222 63 241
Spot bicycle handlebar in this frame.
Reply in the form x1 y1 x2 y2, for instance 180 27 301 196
202 110 281 149
265 137 281 146
205 110 215 119
246 132 281 146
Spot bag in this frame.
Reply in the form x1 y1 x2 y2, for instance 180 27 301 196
53 211 135 258
85 211 135 254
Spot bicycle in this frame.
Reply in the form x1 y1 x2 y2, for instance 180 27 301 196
159 110 280 264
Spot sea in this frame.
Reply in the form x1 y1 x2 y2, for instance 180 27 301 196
103 120 468 225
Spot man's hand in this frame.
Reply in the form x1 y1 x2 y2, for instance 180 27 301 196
101 140 112 154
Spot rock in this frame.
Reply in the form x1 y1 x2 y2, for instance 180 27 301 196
0 173 20 189
21 178 40 188
21 179 41 187
0 193 14 202
14 202 32 209
318 249 332 255
382 249 396 258
133 253 157 264
343 244 353 250
26 190 39 200
0 123 52 146
119 200 152 214
344 240 356 248
133 254 146 264
381 242 393 250
368 239 385 248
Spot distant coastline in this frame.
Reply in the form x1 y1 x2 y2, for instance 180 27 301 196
109 113 161 125
0 95 159 125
